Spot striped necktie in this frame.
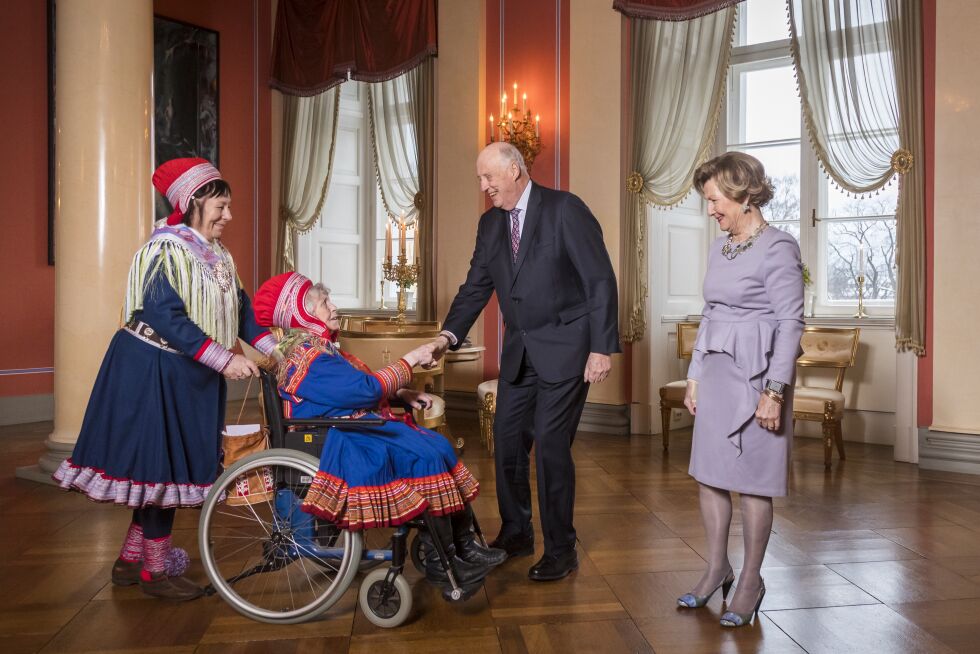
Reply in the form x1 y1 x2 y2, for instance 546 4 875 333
510 208 522 263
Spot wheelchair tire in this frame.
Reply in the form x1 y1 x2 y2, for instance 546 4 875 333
358 568 413 628
199 448 363 624
409 532 427 575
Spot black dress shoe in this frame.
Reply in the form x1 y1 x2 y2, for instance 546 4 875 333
457 535 508 566
488 530 534 558
528 550 578 581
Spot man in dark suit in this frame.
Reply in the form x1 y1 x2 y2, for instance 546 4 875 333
429 142 620 581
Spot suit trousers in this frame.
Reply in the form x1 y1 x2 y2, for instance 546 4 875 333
494 353 589 556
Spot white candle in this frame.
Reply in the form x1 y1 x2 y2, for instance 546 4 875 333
385 221 392 259
522 92 527 114
535 114 540 137
858 243 866 277
489 114 495 142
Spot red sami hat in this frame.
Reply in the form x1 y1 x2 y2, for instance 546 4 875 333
253 272 328 336
152 157 223 226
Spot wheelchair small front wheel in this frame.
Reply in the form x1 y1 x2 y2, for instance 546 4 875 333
359 568 413 628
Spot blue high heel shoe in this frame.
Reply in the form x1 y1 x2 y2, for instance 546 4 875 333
720 580 765 627
677 569 735 608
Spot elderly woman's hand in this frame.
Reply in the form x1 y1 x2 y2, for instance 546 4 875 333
223 354 260 381
755 392 782 432
402 343 436 368
396 387 434 410
683 380 698 415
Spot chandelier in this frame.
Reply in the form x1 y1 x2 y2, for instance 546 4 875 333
488 82 542 171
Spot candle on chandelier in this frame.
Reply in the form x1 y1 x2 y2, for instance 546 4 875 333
513 82 518 108
385 220 392 259
535 114 540 137
501 94 506 118
489 114 495 141
522 92 527 114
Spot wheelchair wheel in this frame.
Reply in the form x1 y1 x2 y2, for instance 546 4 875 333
409 532 428 574
199 448 363 624
358 568 413 628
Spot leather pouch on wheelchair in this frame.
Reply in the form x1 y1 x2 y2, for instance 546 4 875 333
223 424 274 506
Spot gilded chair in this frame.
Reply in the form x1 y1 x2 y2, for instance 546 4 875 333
659 321 700 451
476 379 497 455
792 326 860 469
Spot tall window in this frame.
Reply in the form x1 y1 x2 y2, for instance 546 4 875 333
296 82 416 312
723 0 897 316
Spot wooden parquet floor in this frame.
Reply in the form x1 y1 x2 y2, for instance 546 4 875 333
4 411 980 653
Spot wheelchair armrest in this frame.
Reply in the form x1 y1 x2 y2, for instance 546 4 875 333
282 417 386 429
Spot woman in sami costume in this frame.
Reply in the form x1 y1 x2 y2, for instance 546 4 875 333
252 272 505 595
54 158 277 601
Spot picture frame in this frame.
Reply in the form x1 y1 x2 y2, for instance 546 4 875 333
153 15 220 223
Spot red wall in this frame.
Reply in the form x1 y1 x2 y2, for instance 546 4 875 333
482 0 571 379
0 0 55 397
0 0 272 399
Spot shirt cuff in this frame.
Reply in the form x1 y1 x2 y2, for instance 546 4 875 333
439 330 458 346
250 332 278 356
194 339 234 373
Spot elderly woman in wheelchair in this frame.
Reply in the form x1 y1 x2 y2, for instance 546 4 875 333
247 273 504 603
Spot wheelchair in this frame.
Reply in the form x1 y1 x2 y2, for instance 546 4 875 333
197 368 486 627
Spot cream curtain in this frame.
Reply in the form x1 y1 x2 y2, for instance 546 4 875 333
622 7 737 342
276 89 341 274
366 59 435 320
789 0 925 353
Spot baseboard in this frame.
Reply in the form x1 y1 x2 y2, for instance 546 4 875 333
793 409 895 446
918 427 980 475
443 390 630 436
0 393 54 426
0 380 260 428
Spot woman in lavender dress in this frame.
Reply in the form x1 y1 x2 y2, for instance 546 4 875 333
676 152 804 627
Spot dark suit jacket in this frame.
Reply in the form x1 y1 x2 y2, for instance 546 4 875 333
442 183 621 384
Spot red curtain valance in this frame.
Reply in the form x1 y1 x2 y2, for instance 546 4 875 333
271 0 438 97
612 0 743 21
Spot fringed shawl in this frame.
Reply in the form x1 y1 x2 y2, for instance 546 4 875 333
124 225 240 349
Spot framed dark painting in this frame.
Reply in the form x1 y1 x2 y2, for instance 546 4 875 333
153 16 219 223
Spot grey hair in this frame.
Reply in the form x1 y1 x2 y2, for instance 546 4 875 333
489 142 528 177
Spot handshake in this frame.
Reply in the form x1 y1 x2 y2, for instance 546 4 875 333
401 334 452 370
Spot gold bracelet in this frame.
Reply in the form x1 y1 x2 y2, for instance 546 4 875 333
763 389 784 404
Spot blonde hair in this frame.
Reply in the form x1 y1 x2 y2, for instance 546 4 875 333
693 152 774 208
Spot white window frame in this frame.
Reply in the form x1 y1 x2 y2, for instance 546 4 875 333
716 2 897 319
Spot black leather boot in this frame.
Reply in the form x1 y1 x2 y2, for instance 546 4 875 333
452 507 507 566
421 514 494 586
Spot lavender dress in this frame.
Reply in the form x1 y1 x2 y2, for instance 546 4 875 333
687 226 804 497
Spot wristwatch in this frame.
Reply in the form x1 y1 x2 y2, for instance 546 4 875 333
764 379 786 395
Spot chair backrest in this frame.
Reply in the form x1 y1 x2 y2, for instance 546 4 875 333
676 322 700 360
797 326 860 392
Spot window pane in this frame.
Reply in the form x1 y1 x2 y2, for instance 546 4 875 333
732 143 800 224
826 175 898 218
740 0 790 46
734 65 800 143
824 219 897 302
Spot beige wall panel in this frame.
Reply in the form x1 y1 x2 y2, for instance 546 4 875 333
932 0 980 434
436 0 487 392
570 0 625 406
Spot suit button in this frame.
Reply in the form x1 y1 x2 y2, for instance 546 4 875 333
521 330 527 336
514 299 521 304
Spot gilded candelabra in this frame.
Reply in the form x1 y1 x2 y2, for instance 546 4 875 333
489 83 542 171
853 275 869 319
383 254 419 322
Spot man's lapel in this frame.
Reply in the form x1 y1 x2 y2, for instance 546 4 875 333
511 183 541 287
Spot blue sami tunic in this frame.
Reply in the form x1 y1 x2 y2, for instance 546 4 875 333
278 334 479 531
54 226 276 508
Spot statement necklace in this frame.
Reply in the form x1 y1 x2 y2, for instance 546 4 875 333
721 221 768 260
